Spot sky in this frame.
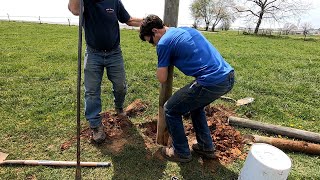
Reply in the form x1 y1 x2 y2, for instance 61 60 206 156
0 0 319 29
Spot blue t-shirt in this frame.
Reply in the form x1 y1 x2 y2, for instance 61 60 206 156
83 0 130 51
157 27 234 86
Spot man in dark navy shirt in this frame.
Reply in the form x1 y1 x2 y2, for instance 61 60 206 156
68 0 143 143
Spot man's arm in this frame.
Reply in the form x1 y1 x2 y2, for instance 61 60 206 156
157 67 168 84
68 0 81 16
126 17 144 27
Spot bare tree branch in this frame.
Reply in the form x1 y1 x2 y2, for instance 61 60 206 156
235 7 259 17
235 0 311 34
191 0 236 31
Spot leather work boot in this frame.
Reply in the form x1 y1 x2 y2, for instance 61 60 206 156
161 147 192 163
115 108 127 118
192 143 216 159
91 124 106 144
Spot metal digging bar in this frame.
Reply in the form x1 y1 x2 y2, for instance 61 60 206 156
75 0 84 179
75 0 112 179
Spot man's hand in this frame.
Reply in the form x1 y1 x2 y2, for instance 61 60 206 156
126 17 144 27
68 0 81 16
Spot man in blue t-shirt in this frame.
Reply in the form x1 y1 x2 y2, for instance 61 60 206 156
68 0 143 143
140 15 235 162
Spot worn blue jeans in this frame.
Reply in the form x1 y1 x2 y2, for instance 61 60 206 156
84 45 127 128
164 71 234 157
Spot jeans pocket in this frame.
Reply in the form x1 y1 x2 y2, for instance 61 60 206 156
186 81 201 95
198 87 223 104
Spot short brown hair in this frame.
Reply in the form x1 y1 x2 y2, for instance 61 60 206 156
139 14 164 41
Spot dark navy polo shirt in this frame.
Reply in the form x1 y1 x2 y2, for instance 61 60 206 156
83 0 130 51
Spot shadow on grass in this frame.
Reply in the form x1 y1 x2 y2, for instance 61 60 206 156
242 33 319 42
93 125 166 180
243 33 290 40
292 38 319 42
179 156 238 180
91 126 238 179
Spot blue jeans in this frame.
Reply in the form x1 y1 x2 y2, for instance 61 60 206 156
164 71 234 157
84 45 127 128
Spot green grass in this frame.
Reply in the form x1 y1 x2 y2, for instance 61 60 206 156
0 21 319 179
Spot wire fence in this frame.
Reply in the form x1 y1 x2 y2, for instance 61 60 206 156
0 14 79 26
0 14 142 30
0 14 193 29
1 14 319 36
0 14 147 30
237 27 320 36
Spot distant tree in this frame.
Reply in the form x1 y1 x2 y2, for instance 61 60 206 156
190 0 215 31
220 13 236 31
192 18 201 29
190 0 236 31
220 20 231 31
301 22 312 40
282 23 298 35
235 0 311 34
210 0 236 32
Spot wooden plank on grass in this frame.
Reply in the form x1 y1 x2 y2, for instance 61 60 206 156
229 116 320 144
251 135 320 155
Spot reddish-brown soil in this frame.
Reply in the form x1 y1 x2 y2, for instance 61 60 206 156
61 99 246 164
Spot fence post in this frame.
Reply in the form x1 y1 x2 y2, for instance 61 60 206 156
68 18 71 26
157 0 179 146
7 13 10 22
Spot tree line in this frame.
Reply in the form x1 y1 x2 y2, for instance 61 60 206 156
190 0 313 34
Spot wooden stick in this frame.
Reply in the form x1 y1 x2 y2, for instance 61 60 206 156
1 160 111 167
228 116 320 144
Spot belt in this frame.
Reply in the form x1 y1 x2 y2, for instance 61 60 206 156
86 45 118 53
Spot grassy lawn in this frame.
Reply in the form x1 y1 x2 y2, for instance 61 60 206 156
0 21 319 179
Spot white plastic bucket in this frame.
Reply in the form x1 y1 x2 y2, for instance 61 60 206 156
238 143 292 180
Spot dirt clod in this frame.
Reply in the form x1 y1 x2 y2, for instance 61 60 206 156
125 99 147 117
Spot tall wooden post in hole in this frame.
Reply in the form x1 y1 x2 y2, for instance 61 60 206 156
156 0 180 146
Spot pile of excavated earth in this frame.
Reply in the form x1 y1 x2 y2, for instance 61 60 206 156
61 99 246 164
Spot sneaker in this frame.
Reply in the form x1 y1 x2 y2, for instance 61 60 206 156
161 147 192 163
115 108 127 118
91 124 106 143
192 143 216 159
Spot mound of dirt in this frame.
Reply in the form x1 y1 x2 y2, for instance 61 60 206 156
139 105 246 164
206 105 245 163
125 99 148 117
61 99 246 164
60 100 143 151
60 112 132 151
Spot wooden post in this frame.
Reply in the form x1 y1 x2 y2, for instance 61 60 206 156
156 0 180 146
229 116 320 144
7 13 10 22
243 135 320 155
163 0 179 27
